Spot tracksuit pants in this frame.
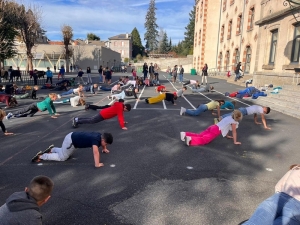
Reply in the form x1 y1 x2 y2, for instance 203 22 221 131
148 93 166 104
185 125 221 146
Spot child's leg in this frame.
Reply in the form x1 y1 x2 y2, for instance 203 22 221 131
187 125 221 146
88 104 110 110
61 89 73 96
40 133 75 161
148 93 166 104
205 76 208 84
13 103 37 116
185 104 207 116
77 114 104 124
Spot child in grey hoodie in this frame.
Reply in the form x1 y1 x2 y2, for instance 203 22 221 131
0 175 54 225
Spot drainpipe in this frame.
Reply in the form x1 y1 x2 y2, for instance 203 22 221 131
239 0 246 66
216 0 223 69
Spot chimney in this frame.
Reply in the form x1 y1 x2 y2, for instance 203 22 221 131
126 33 128 38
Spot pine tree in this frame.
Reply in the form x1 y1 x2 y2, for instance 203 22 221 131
144 0 159 52
131 27 144 58
159 32 169 54
182 3 195 55
167 38 172 52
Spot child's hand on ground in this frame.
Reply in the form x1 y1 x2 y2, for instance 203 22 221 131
51 116 58 119
95 163 104 168
226 135 233 139
234 142 241 145
255 122 262 125
4 132 13 136
102 149 110 154
124 121 128 124
173 103 176 105
55 113 60 116
212 112 217 116
122 127 128 130
265 126 271 130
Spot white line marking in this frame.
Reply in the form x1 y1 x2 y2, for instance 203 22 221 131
133 85 146 109
133 108 179 110
163 75 196 109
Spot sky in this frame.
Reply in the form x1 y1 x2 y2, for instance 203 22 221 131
19 0 195 45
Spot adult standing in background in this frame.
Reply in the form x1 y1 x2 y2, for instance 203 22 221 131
154 63 160 84
178 65 184 83
172 65 178 83
201 63 208 85
142 62 148 80
70 64 73 72
59 65 65 79
98 65 103 83
54 65 57 73
234 62 243 82
86 66 92 84
149 63 155 82
15 67 23 82
8 66 13 83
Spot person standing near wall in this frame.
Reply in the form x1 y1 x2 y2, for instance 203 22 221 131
142 63 148 80
201 63 208 85
59 66 65 80
234 62 243 81
98 66 103 83
178 65 184 83
86 66 93 84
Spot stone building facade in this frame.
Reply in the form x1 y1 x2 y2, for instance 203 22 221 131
194 0 300 85
107 34 132 62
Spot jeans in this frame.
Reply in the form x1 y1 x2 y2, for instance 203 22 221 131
99 74 103 83
77 113 104 124
46 77 53 84
87 73 93 84
40 132 75 161
235 72 241 81
100 86 111 91
61 89 74 96
179 74 183 82
143 71 148 80
244 192 300 225
185 125 221 146
221 107 248 119
185 104 208 116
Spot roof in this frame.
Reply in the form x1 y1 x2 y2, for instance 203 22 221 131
108 34 131 40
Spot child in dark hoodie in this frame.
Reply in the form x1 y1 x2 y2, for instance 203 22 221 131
0 175 54 224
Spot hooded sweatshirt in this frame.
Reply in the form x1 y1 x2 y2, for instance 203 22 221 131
0 191 42 225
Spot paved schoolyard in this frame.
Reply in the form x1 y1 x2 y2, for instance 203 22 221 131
0 72 299 225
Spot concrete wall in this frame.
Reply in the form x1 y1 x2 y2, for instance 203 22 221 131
109 39 132 61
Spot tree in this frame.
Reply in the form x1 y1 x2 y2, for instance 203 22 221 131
182 3 195 55
159 32 169 54
61 25 73 73
15 3 42 71
144 0 159 52
131 27 144 58
87 33 100 41
0 0 18 67
167 37 172 52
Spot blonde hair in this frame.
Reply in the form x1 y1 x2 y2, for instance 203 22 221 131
49 93 57 99
0 109 6 121
78 98 86 106
232 110 242 121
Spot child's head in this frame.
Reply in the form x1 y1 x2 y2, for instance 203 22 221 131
0 109 6 120
9 97 17 106
49 93 58 101
78 97 86 106
93 84 98 88
78 84 83 90
182 86 187 91
26 175 54 206
33 85 39 91
216 100 225 106
263 107 271 114
124 104 132 112
174 95 178 100
101 133 113 148
47 67 50 70
232 110 242 121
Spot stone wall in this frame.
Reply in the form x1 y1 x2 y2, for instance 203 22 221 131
253 72 299 87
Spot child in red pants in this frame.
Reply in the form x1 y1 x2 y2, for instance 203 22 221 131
180 110 242 146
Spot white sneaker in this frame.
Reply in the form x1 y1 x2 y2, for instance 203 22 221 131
180 107 186 116
180 132 186 141
185 136 191 146
6 112 13 120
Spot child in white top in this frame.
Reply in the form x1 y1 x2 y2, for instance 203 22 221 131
180 110 242 146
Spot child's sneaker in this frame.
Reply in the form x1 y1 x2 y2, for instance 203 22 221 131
185 136 191 146
31 151 43 162
72 117 78 128
6 112 13 120
180 107 186 116
180 132 186 141
145 98 149 104
43 144 54 154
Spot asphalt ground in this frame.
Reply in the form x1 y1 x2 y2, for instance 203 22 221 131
0 72 299 225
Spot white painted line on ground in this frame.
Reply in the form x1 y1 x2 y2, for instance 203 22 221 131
133 108 178 110
163 75 196 109
160 91 167 109
133 85 146 109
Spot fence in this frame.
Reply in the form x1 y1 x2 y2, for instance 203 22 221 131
0 70 46 85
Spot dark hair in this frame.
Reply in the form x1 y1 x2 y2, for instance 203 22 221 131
102 133 113 145
124 103 131 111
217 100 225 104
183 86 187 90
118 99 125 103
266 107 271 114
174 95 178 100
27 175 54 201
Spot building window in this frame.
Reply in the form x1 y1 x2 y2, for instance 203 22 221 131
221 25 225 42
195 32 197 47
198 29 201 45
196 6 199 22
291 24 300 62
200 1 203 18
228 20 232 39
230 0 235 5
245 46 251 73
121 50 124 55
114 42 117 46
269 29 278 64
234 48 240 65
121 41 124 47
225 51 230 71
249 7 255 30
237 14 242 35
223 0 227 11
219 52 223 71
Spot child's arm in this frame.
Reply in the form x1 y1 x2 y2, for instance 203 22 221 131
226 123 241 144
0 121 13 135
93 145 104 168
260 113 271 130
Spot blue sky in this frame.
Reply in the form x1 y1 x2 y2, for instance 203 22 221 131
19 0 195 45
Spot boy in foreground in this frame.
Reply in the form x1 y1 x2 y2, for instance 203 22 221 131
0 175 54 224
32 132 113 168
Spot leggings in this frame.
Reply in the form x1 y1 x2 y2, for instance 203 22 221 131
13 103 39 116
46 77 53 84
88 105 111 110
148 93 166 104
0 121 6 133
77 113 105 124
185 125 221 146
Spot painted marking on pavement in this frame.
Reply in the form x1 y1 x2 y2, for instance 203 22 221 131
134 85 146 109
133 108 178 110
